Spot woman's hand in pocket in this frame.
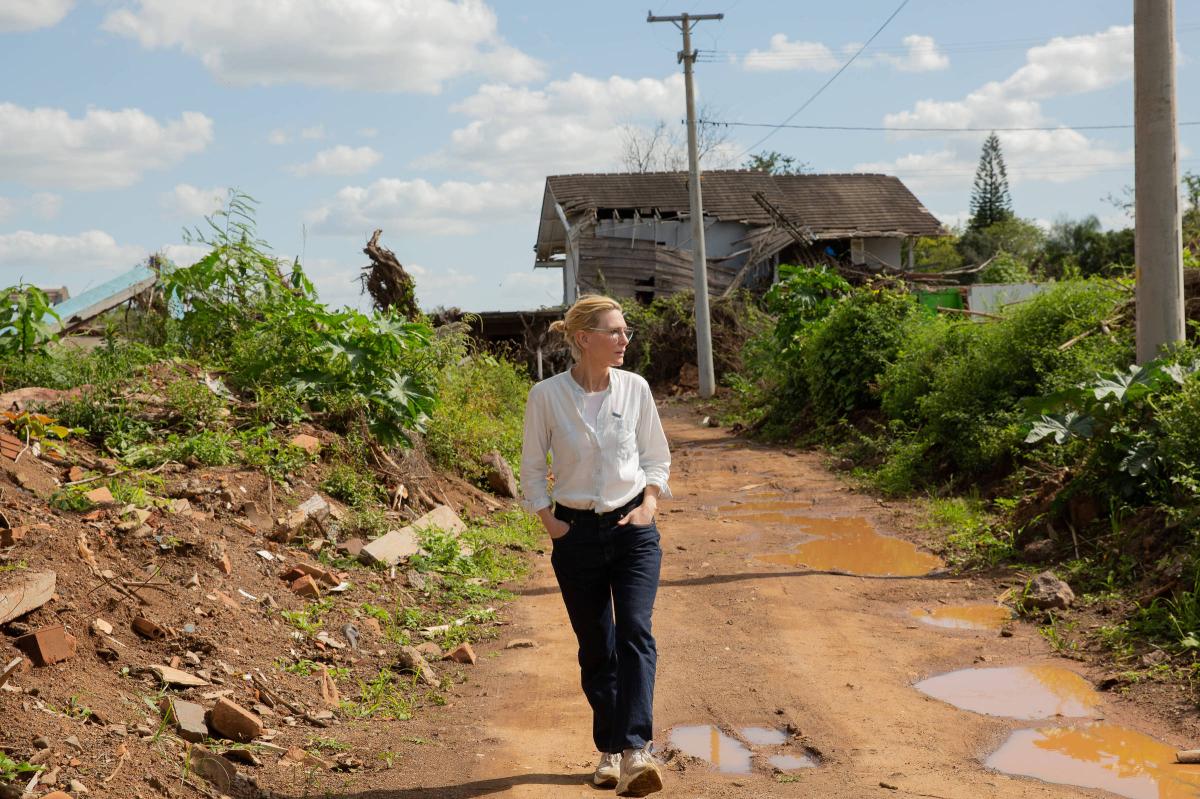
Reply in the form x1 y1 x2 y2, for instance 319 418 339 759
545 516 572 540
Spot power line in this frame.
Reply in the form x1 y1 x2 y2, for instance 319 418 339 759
702 120 1200 133
740 0 911 156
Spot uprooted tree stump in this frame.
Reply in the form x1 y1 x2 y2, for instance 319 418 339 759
361 229 419 320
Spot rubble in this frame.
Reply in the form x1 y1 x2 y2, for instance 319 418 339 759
481 450 519 498
15 624 77 666
443 642 477 665
208 698 264 742
0 570 56 625
360 504 467 567
395 646 440 687
148 665 210 688
159 697 209 743
289 434 322 455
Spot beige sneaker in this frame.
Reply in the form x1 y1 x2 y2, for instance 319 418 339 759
593 752 621 788
615 741 663 797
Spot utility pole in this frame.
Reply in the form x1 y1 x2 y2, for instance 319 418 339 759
647 10 723 397
1134 0 1185 363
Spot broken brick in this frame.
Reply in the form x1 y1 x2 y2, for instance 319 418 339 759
443 642 477 665
290 574 321 598
85 486 115 505
15 624 77 666
217 552 232 576
280 562 339 587
289 434 322 455
67 466 86 482
337 537 364 558
132 616 167 640
207 698 263 743
0 525 27 547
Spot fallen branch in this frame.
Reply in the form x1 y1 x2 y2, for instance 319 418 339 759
935 306 1001 320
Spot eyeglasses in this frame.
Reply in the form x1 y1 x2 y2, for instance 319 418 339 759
587 327 635 342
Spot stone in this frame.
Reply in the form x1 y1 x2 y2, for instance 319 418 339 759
67 466 86 482
90 618 113 636
290 574 321 598
1021 538 1056 562
1024 570 1075 611
415 641 442 660
64 735 83 752
505 639 538 649
480 450 519 498
337 537 364 558
190 746 238 792
68 781 89 796
159 697 209 743
14 624 76 666
149 664 209 688
84 486 115 506
207 698 263 743
281 746 331 769
33 736 50 749
0 570 56 625
360 505 466 567
289 434 322 455
395 646 439 687
443 642 477 665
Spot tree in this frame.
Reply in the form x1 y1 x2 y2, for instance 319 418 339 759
968 132 1013 230
743 150 809 175
617 104 734 173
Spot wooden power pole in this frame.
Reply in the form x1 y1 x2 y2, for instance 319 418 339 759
647 10 723 398
1134 0 1185 363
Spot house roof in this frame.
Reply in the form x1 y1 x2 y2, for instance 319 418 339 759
535 170 944 261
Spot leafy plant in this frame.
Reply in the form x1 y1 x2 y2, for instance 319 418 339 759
0 284 59 361
0 751 43 785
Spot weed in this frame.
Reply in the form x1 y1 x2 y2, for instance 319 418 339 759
305 735 350 753
0 561 29 572
279 598 335 637
321 463 384 508
164 375 226 431
0 751 43 785
926 496 1014 567
277 658 349 679
49 485 94 512
341 669 418 720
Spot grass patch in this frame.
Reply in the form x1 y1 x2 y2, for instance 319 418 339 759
925 496 1014 567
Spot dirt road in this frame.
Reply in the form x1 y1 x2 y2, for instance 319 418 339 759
341 405 1200 799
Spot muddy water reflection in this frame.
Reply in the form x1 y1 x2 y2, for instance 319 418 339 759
754 516 943 577
910 605 1012 631
740 727 787 746
987 723 1200 799
669 726 752 773
768 753 819 770
915 665 1102 719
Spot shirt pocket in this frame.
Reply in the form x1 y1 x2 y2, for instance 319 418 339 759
610 416 639 460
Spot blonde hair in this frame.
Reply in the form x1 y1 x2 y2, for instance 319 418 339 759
550 294 623 361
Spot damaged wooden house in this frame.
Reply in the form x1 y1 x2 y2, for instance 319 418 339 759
533 170 945 304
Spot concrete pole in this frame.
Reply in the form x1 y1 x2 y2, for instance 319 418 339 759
681 17 716 397
1134 0 1185 363
648 10 722 398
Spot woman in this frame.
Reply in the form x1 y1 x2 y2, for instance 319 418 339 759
520 294 671 797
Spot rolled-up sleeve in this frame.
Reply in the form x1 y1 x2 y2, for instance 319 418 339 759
519 384 553 513
636 380 672 500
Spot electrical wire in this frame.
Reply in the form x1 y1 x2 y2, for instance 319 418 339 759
701 120 1200 133
739 0 911 156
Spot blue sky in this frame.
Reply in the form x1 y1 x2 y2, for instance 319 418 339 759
0 0 1196 313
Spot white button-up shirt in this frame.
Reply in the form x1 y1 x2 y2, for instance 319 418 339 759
521 368 672 513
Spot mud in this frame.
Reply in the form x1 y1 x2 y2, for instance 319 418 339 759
986 722 1200 798
915 664 1103 719
669 725 752 773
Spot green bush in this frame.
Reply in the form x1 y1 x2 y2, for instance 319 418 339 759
799 287 919 426
880 280 1131 480
424 351 529 484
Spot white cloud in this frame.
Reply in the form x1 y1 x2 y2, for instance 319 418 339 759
877 35 949 73
491 269 562 311
0 230 147 288
289 145 381 177
744 34 839 72
306 177 540 236
870 26 1134 189
159 243 210 267
102 0 544 93
0 0 72 32
267 128 289 145
30 193 61 220
163 184 227 217
743 32 948 73
426 72 685 179
0 193 64 222
0 103 212 189
408 262 479 310
300 124 325 141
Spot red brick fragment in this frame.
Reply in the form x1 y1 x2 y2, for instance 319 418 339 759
85 486 115 505
208 698 263 743
289 434 322 455
443 642 477 665
14 625 77 666
0 525 27 546
132 615 167 640
290 574 321 598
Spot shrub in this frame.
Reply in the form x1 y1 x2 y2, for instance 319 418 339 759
424 351 529 484
799 287 919 426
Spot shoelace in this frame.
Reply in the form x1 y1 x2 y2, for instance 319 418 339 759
627 741 655 767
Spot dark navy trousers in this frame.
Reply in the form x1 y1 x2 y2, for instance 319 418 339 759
551 495 663 753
